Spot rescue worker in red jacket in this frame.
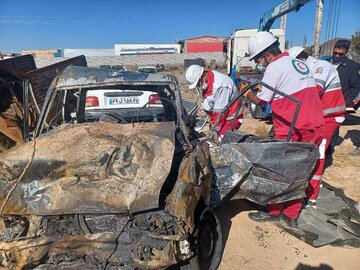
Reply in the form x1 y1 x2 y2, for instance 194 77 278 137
185 65 244 141
288 47 346 208
245 32 324 228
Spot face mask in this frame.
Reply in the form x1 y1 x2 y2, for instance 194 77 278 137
255 63 265 72
201 83 208 91
255 54 269 72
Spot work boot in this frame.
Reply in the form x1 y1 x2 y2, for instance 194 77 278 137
282 214 298 228
305 199 317 209
248 211 280 222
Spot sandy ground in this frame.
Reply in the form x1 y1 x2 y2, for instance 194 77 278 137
167 67 360 270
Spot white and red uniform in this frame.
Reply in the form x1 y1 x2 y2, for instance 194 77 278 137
304 56 346 201
257 52 324 219
202 70 244 140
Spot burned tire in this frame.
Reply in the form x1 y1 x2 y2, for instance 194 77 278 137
181 208 223 270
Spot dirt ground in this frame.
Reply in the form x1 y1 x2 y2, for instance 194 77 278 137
168 67 360 270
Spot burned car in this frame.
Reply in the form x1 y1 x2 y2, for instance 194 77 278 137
0 66 319 269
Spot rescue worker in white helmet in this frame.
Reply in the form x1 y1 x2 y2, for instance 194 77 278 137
185 64 244 141
288 46 346 208
244 31 324 228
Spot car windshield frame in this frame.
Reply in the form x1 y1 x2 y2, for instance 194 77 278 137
78 85 176 123
34 66 191 143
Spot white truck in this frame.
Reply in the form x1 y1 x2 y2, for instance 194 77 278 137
227 28 285 74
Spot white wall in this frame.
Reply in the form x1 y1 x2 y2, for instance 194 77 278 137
114 44 181 55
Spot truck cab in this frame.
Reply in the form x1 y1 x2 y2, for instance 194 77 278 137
227 28 285 74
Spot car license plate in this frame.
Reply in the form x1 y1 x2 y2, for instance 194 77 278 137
109 97 139 105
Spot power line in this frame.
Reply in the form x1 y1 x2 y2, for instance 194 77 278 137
334 0 342 39
330 0 338 41
324 0 333 54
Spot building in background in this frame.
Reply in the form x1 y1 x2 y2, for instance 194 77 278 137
22 49 63 59
114 44 181 55
184 36 227 53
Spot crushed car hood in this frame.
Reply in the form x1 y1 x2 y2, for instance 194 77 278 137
0 122 175 215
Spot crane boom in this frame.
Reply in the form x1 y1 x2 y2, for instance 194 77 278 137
259 0 311 31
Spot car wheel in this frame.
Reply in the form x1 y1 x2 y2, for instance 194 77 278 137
180 208 223 270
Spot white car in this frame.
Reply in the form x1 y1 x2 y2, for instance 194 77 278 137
137 66 157 73
112 64 127 71
84 89 164 122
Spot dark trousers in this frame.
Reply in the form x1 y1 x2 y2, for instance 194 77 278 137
327 126 340 156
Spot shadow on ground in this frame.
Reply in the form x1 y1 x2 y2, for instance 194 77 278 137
215 199 257 247
344 129 360 147
295 263 333 270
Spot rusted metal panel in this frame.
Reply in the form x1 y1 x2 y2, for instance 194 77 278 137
0 121 175 215
0 54 36 73
0 55 87 152
0 116 24 144
166 141 212 232
26 55 87 108
0 55 87 110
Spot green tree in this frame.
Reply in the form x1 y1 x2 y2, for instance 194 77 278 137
351 29 360 52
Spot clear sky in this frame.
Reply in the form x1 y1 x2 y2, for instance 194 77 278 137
0 0 359 52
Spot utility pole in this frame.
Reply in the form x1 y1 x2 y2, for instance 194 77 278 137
303 34 307 48
314 0 324 58
280 14 288 34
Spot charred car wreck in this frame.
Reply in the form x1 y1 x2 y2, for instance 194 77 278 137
0 66 319 269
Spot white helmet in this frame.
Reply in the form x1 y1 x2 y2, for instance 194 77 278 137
185 65 204 89
287 46 305 59
248 31 278 60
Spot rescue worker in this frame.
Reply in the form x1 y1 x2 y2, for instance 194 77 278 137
288 47 346 207
245 32 324 228
185 65 244 141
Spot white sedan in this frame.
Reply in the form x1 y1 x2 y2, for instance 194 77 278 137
84 89 164 122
